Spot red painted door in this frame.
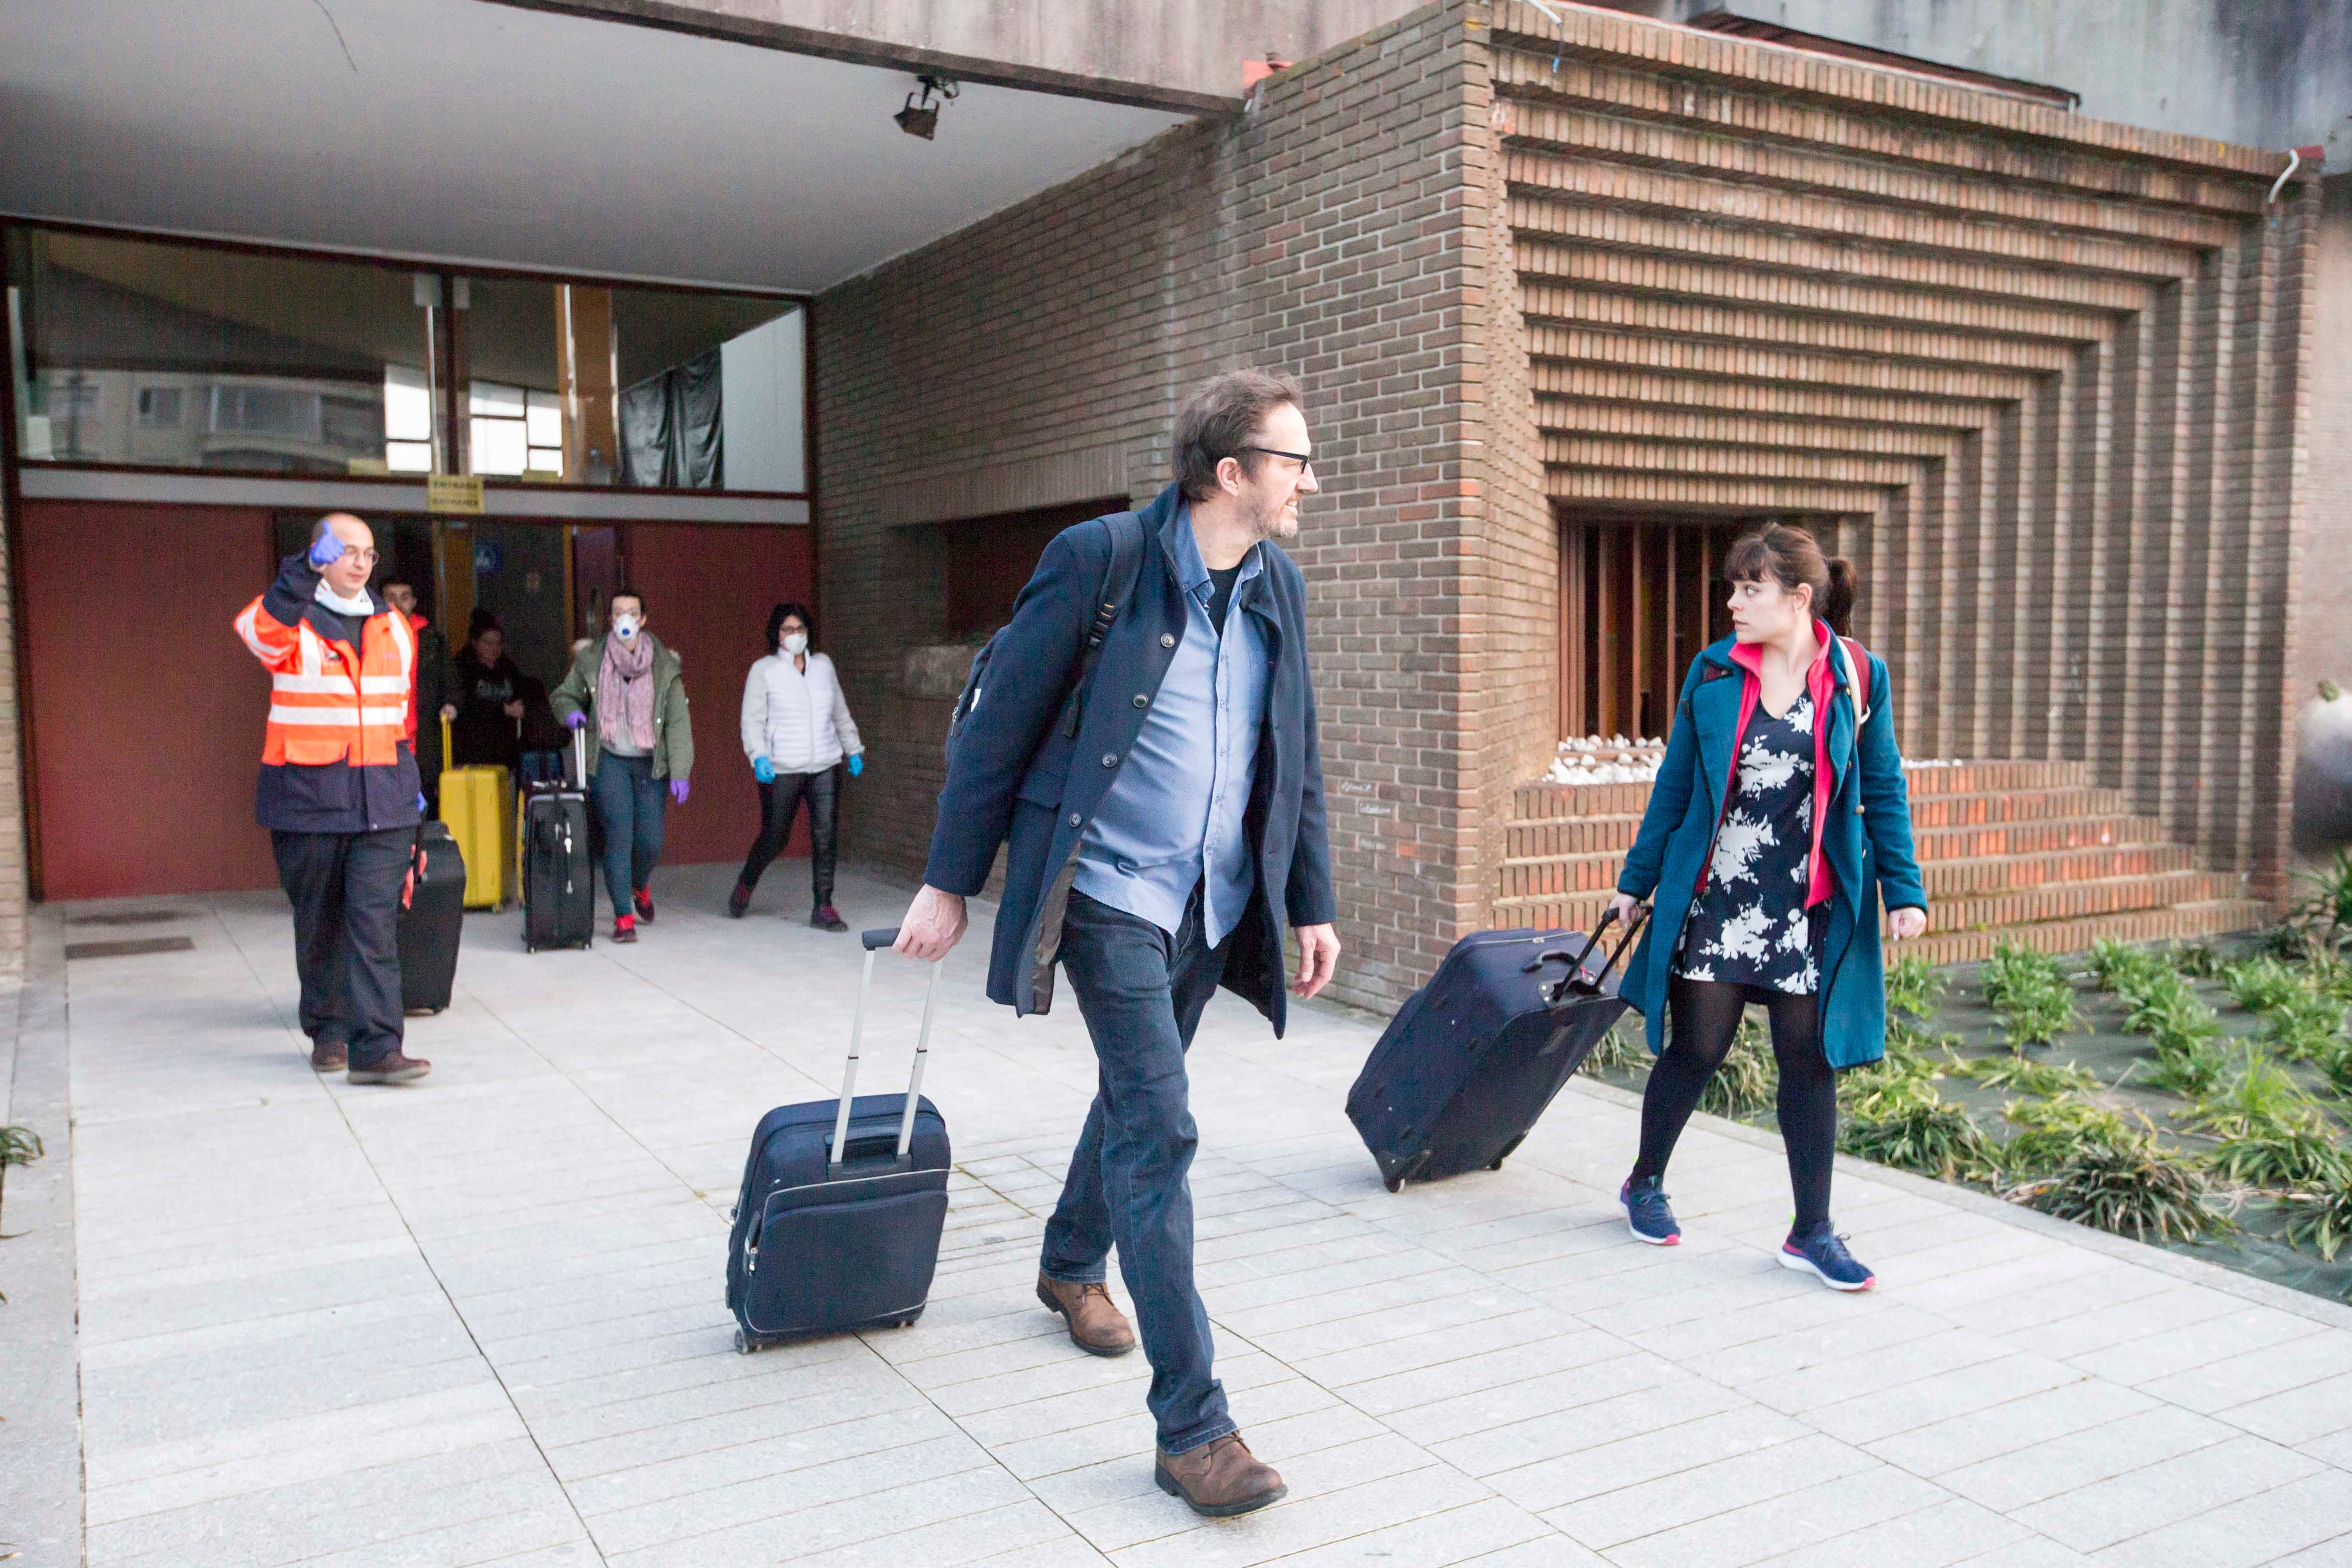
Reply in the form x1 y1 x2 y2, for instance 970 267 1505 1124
622 522 816 869
21 500 281 898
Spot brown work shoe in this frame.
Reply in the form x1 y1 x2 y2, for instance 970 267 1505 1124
310 1039 348 1072
1155 1433 1287 1518
347 1052 432 1086
1035 1272 1137 1357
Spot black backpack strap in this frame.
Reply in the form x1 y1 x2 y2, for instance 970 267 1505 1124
1059 512 1147 737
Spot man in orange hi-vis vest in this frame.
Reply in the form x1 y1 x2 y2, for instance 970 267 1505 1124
235 512 432 1085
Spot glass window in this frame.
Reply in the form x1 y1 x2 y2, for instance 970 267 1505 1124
5 228 433 475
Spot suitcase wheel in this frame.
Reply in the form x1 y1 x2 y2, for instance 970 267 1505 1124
1487 1157 1506 1171
733 1327 757 1355
1384 1172 1405 1194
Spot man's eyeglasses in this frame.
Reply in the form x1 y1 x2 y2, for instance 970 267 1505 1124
1236 445 1316 476
340 550 381 567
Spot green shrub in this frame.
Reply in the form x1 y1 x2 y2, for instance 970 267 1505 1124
2089 939 2173 995
1954 1055 2099 1096
1885 956 1947 1021
2291 849 2352 952
1839 1073 1995 1181
2179 1049 2327 1141
2147 1024 2234 1099
2281 1175 2352 1262
2175 944 2230 978
1983 941 2069 1010
2221 957 2306 1016
0 1124 40 1167
2018 1121 2229 1243
2208 1121 2352 1193
2300 944 2352 1005
2260 990 2348 1063
1696 1013 1777 1118
1999 1094 2134 1180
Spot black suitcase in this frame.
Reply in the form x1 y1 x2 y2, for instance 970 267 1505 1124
1347 909 1646 1192
523 731 595 952
397 820 467 1014
725 928 950 1350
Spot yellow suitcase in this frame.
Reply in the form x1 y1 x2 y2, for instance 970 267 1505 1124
439 717 514 910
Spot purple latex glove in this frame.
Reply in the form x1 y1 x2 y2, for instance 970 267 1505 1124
564 710 587 730
307 531 345 569
847 753 864 777
415 792 427 813
670 779 690 805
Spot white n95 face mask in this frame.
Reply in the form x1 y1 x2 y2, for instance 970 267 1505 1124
614 614 641 640
782 632 808 655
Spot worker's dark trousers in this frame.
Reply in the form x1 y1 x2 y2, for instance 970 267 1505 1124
271 828 409 1068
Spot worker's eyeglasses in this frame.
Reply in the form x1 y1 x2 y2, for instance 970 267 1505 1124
340 549 380 567
1236 446 1316 478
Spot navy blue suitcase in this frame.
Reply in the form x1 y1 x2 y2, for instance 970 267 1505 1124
725 929 950 1350
1347 910 1646 1192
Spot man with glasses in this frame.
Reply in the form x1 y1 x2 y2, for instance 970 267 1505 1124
234 512 432 1084
894 369 1339 1516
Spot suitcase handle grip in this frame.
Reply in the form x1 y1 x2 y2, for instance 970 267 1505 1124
1551 906 1648 1002
861 927 901 951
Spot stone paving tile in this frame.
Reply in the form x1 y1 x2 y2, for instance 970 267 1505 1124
34 873 2352 1567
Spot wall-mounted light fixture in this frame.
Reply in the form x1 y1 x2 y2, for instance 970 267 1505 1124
895 75 958 141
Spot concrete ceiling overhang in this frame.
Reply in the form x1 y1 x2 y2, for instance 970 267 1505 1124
0 0 1196 292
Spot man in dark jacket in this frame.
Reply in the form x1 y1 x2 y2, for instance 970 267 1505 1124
234 513 431 1085
895 370 1338 1517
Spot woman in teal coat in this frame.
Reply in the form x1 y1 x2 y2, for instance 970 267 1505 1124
1605 525 1928 1291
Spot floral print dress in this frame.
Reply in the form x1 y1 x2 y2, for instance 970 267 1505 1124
1675 692 1821 994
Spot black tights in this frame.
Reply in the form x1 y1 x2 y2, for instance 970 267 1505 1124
1631 976 1838 1232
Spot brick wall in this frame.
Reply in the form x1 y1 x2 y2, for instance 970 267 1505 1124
0 482 24 974
815 2 1488 1012
1486 0 2320 902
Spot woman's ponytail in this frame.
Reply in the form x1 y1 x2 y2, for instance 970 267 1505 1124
1824 558 1857 631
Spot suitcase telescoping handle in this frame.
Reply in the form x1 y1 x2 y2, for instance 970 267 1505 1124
829 927 942 1177
573 724 588 791
1527 904 1650 1002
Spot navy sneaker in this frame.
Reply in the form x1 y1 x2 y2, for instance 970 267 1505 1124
1780 1221 1876 1291
1621 1174 1681 1246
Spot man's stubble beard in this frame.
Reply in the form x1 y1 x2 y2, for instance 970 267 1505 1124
1250 492 1300 542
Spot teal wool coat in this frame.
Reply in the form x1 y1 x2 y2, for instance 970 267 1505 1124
1614 634 1928 1069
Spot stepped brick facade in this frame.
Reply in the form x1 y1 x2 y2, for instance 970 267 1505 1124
815 0 2319 1012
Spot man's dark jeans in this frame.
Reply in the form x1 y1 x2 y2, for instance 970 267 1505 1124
590 752 667 919
270 827 409 1068
1042 885 1237 1455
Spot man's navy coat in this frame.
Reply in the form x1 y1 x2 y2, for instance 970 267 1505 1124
923 482 1336 1034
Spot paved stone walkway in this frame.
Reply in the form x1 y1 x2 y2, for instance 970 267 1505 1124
6 862 2352 1567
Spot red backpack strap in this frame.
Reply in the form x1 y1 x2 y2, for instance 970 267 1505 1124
1841 636 1872 721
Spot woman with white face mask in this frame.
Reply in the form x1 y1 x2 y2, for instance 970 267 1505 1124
550 591 694 944
730 601 863 931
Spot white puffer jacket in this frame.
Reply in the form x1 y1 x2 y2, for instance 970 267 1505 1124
740 650 862 774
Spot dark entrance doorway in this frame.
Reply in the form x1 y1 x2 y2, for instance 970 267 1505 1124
1559 515 1744 741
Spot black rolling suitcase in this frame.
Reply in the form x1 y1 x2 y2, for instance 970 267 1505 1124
1347 908 1646 1192
397 820 467 1014
726 928 950 1350
523 730 595 952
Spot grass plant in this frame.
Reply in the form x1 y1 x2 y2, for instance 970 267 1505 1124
0 1124 41 1167
2291 849 2352 952
1838 1071 1994 1182
1886 956 1947 1021
2207 1121 2352 1193
2281 1174 2352 1264
2259 989 2349 1064
1981 941 2080 1048
2221 957 2306 1016
2179 1049 2327 1142
1579 1021 1646 1079
2017 1119 2230 1243
2089 938 2173 994
1953 1055 2099 1096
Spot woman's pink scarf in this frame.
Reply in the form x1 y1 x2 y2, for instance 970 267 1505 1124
598 631 657 752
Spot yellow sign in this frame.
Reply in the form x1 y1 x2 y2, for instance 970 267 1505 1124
428 473 484 514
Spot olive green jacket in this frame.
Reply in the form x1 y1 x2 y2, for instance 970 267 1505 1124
550 633 694 780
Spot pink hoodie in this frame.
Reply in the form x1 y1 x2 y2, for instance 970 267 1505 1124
1724 621 1840 910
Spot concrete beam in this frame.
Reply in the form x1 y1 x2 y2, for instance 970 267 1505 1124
477 0 1418 115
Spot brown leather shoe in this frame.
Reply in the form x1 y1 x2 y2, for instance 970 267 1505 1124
347 1052 432 1085
310 1039 347 1072
1155 1433 1287 1518
1035 1273 1137 1357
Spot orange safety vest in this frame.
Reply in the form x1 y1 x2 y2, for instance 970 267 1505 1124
233 594 417 768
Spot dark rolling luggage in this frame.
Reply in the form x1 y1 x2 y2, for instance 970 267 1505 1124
397 820 467 1014
523 731 595 953
1347 908 1646 1193
726 928 950 1350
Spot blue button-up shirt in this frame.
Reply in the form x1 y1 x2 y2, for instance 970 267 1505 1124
1075 512 1269 946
